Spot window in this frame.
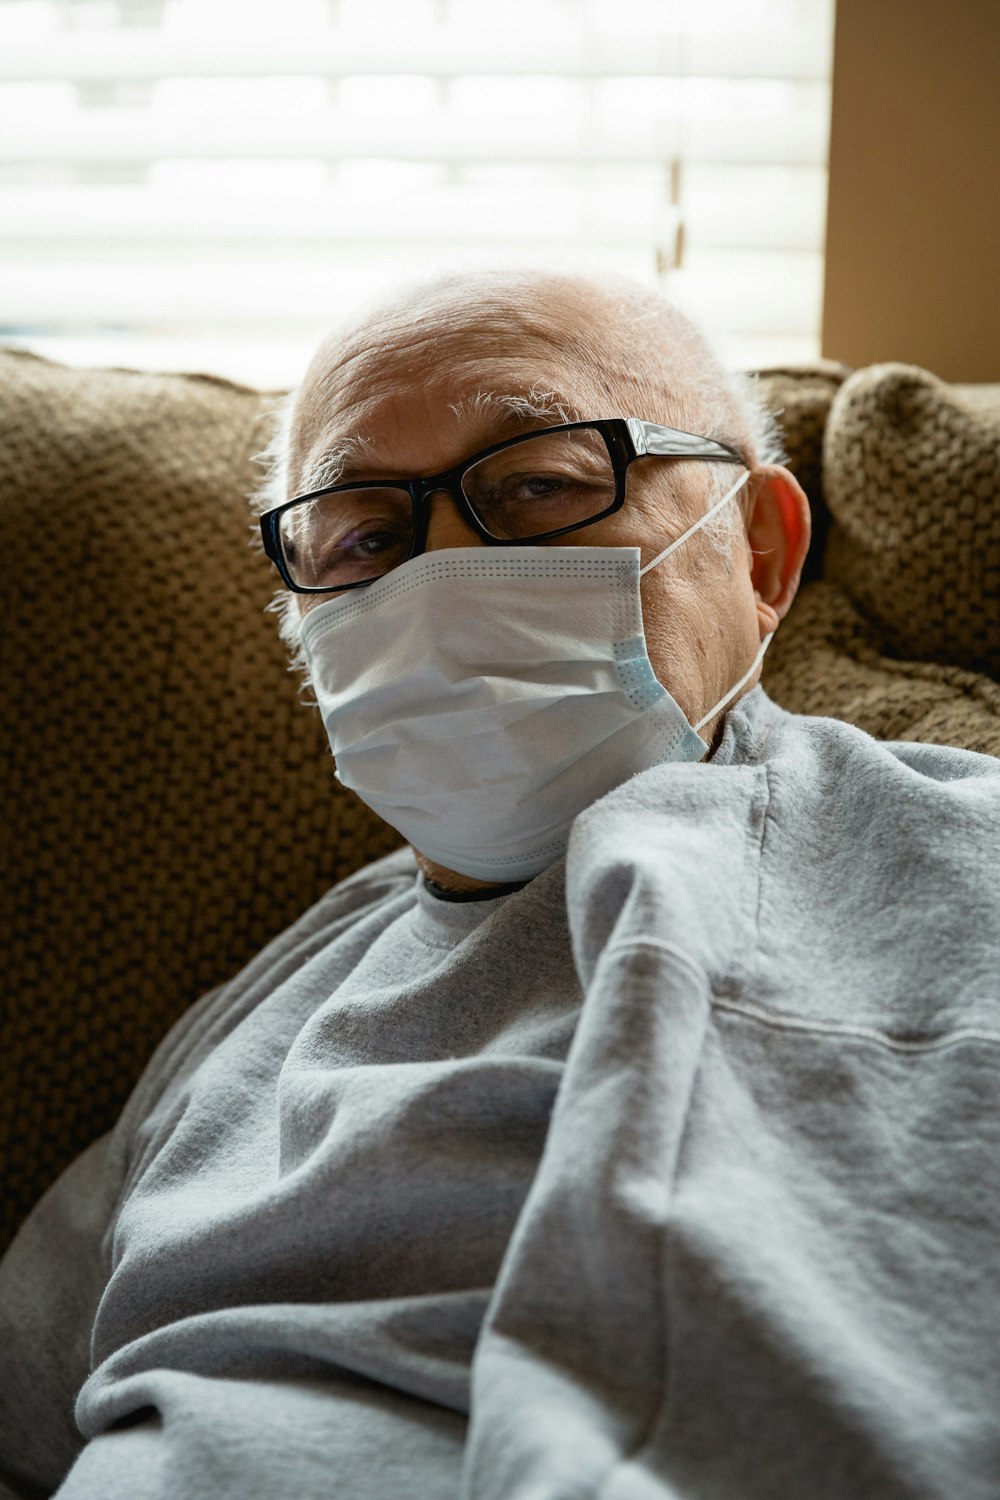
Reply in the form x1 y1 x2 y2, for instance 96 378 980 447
0 0 835 384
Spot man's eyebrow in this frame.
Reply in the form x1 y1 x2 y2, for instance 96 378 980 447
298 387 593 495
298 433 380 495
448 386 590 430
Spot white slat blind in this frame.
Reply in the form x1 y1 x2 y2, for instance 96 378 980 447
0 0 834 385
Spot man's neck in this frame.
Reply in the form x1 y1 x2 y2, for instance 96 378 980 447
414 849 527 901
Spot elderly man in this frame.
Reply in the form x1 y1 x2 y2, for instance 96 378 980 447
1 270 998 1500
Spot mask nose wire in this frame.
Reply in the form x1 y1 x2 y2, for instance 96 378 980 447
638 468 751 577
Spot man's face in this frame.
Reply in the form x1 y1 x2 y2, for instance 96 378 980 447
289 287 775 738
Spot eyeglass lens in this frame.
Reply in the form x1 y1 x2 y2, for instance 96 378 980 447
278 427 615 589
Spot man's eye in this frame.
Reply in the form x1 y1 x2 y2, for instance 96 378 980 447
496 472 578 503
335 526 403 556
517 474 568 498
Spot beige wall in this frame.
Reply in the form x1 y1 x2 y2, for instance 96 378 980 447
822 0 1000 380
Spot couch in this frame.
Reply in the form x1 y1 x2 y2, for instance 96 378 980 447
1 349 997 1252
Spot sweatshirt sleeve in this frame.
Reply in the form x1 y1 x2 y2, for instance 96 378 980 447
0 1132 119 1499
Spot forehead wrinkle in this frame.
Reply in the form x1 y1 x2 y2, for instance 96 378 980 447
297 383 599 495
300 312 609 430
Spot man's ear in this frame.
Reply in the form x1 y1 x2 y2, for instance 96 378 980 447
743 465 811 633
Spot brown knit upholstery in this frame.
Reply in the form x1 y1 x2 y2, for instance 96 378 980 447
0 350 399 1249
823 364 1000 677
764 365 1000 753
1 348 997 1250
763 582 1000 756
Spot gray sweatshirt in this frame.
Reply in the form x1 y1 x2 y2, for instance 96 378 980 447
1 688 998 1500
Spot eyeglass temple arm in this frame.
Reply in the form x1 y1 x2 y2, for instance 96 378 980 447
626 418 743 465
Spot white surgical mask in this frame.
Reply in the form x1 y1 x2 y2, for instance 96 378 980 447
300 469 768 882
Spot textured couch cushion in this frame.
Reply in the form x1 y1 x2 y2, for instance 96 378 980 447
823 364 1000 676
763 365 1000 755
0 350 400 1247
762 582 1000 757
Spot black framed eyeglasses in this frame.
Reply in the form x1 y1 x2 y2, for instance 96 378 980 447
259 416 744 594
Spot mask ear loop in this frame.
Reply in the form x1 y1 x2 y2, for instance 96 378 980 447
693 632 774 734
636 466 765 733
638 468 751 578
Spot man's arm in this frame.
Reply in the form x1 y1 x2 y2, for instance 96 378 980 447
0 1133 118 1499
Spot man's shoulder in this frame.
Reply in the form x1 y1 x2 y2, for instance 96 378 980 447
570 687 998 910
110 843 420 1153
311 843 418 917
732 688 1000 791
568 687 999 1002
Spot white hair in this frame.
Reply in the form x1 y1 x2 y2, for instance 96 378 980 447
250 271 784 672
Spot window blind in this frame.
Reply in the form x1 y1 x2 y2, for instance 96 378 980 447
0 0 835 385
